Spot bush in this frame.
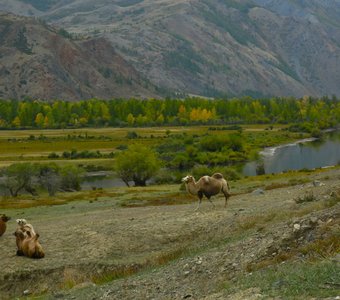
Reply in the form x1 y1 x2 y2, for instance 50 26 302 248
191 165 211 178
126 131 139 139
48 152 59 159
153 169 176 184
59 165 84 191
189 165 241 181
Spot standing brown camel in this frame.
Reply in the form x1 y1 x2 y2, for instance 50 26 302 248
182 173 230 210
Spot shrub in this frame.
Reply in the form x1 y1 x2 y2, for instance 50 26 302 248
295 192 317 204
48 152 59 159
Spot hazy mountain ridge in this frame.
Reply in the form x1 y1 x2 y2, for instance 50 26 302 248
0 0 339 98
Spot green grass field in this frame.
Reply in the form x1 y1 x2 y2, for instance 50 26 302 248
0 124 298 166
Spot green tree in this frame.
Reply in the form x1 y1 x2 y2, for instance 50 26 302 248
115 144 161 186
38 163 61 196
0 163 38 197
59 165 84 191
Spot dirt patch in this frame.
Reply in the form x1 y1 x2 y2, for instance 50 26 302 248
0 169 339 299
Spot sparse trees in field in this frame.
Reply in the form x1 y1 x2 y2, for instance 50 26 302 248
0 163 84 197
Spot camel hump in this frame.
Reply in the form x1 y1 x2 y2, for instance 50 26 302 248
212 173 224 179
202 175 210 183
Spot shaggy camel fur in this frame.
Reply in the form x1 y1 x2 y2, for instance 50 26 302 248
16 219 36 237
182 173 230 210
0 214 11 236
14 229 45 259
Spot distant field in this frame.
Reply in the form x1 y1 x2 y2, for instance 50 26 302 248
0 124 293 168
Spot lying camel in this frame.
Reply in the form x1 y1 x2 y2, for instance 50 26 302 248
182 173 230 210
14 229 44 259
0 214 11 236
16 219 36 237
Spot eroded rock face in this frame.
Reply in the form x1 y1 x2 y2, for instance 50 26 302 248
1 1 340 98
0 13 158 100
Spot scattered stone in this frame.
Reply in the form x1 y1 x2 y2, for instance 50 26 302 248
252 188 264 195
184 271 190 276
293 223 301 232
318 219 325 225
313 180 325 187
309 217 318 225
72 282 96 290
195 256 202 265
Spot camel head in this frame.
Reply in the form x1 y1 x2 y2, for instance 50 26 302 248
16 219 27 226
0 214 11 222
182 175 194 183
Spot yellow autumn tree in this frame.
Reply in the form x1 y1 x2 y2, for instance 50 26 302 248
127 113 135 126
12 116 21 128
189 107 215 122
35 113 44 128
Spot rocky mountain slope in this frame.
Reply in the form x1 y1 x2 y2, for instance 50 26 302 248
0 0 340 99
0 12 158 100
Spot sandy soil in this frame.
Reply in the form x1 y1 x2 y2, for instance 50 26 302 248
0 169 339 299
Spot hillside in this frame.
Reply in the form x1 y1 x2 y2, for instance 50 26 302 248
0 0 340 98
0 167 339 299
0 13 158 100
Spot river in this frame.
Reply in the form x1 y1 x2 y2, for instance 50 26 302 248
243 130 340 176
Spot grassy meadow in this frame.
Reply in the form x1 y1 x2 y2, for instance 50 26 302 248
0 121 334 212
0 124 301 165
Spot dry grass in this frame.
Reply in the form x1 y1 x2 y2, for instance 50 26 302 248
246 215 339 273
91 248 187 285
0 189 120 209
119 192 195 207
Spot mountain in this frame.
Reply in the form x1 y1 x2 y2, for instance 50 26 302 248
0 12 158 100
0 0 340 99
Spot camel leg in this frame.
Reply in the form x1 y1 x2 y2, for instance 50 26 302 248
223 191 230 208
207 196 215 208
195 192 203 211
194 198 202 211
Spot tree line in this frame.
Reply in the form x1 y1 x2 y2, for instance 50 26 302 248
0 96 339 130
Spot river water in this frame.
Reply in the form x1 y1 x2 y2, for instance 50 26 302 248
243 131 340 176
